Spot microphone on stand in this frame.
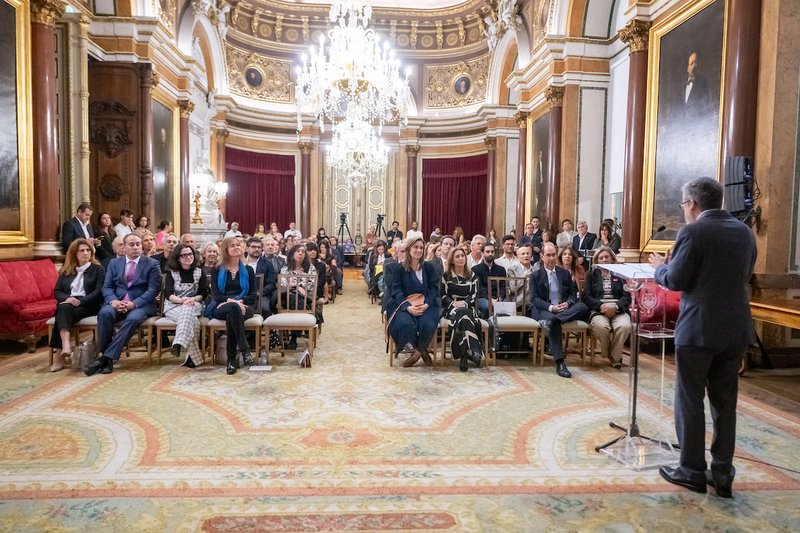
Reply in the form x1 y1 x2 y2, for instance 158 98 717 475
638 225 666 263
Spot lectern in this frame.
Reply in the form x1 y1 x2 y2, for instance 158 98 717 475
593 263 680 470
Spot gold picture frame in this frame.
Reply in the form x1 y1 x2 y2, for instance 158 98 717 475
0 0 34 247
641 0 728 252
151 91 180 234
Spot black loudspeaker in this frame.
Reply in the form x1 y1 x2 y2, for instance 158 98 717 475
724 156 754 214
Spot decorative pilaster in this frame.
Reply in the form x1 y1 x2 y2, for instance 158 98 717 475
30 0 65 254
485 136 497 233
514 111 528 234
618 19 651 251
406 144 420 229
178 99 195 235
215 127 229 217
721 0 761 178
545 86 564 230
139 64 155 223
298 141 313 236
78 16 90 205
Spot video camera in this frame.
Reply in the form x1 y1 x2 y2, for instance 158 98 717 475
339 212 347 224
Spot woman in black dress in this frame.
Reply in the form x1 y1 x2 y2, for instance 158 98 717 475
50 239 105 371
441 247 484 371
211 237 257 375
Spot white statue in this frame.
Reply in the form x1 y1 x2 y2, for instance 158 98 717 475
483 14 499 51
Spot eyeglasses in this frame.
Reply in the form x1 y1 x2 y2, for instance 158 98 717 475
679 199 691 208
179 252 195 258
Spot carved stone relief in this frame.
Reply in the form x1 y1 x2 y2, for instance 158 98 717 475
89 101 134 158
225 43 293 103
425 54 490 109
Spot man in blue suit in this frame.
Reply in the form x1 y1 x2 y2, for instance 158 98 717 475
650 177 756 498
530 242 589 378
85 233 162 375
61 202 97 254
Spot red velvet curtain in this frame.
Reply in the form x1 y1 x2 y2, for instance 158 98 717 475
225 147 296 234
421 154 488 238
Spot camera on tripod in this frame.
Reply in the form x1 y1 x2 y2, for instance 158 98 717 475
339 212 347 224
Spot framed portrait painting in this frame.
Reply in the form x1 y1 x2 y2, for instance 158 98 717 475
0 0 33 245
151 96 178 230
641 0 727 248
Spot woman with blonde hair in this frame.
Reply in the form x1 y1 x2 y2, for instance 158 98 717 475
140 230 157 257
583 246 631 368
50 239 105 371
210 237 257 375
452 226 466 245
200 242 220 278
387 236 441 367
441 247 483 371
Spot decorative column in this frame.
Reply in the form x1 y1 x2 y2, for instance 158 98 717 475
178 99 194 235
618 19 650 251
78 16 91 204
720 0 761 174
215 127 228 217
485 136 496 233
298 142 313 236
406 144 420 227
139 64 155 223
30 0 65 254
514 111 528 234
545 86 564 230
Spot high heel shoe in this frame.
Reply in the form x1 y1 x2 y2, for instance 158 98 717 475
50 352 68 372
241 351 254 366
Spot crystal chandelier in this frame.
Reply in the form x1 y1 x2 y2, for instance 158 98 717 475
326 115 389 186
294 0 411 133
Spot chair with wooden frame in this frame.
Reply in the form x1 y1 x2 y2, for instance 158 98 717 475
46 316 98 368
432 317 493 367
207 273 265 365
488 275 542 364
263 272 319 359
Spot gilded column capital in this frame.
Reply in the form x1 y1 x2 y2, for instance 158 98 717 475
618 19 651 53
298 141 313 154
216 128 229 142
406 144 420 156
30 0 65 26
485 136 497 150
151 71 161 88
544 85 564 108
178 99 195 119
514 111 528 128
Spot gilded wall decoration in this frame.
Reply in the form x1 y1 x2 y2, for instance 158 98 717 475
532 0 553 44
154 0 176 35
425 55 490 109
226 44 293 103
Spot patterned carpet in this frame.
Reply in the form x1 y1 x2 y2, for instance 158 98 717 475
1 279 799 532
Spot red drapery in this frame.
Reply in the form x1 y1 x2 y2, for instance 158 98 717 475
421 154 488 238
225 147 296 235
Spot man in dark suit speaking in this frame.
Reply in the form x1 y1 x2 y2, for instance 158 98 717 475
650 177 756 498
85 233 162 375
530 242 589 378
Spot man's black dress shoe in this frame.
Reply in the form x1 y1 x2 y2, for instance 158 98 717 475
171 343 182 358
226 360 237 375
241 352 254 366
182 357 197 369
84 356 110 376
705 469 733 498
99 359 114 374
659 466 707 493
555 360 572 378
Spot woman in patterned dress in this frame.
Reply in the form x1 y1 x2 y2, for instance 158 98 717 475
163 244 209 368
441 247 484 371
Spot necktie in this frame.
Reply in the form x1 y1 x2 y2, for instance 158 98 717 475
549 270 560 306
123 260 135 302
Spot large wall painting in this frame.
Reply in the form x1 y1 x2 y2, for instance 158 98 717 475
642 0 726 246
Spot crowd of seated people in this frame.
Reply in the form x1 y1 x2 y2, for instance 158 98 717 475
56 206 629 379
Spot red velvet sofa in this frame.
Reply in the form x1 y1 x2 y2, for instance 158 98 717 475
0 259 58 351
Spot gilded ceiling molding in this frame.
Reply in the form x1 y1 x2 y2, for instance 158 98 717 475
157 0 177 36
30 0 65 26
425 54 490 109
618 19 651 53
225 43 293 103
544 85 564 107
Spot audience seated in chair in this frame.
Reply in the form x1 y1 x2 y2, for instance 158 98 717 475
466 234 486 270
93 211 116 263
162 243 209 368
153 233 178 272
279 244 318 350
387 236 441 368
583 246 631 368
367 240 391 298
318 240 342 295
471 241 507 319
529 242 589 379
559 246 586 291
86 233 161 376
441 247 484 372
381 239 406 315
50 239 105 372
211 237 257 375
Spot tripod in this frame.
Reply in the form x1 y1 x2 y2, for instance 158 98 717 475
594 269 679 470
337 213 354 245
375 215 387 240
